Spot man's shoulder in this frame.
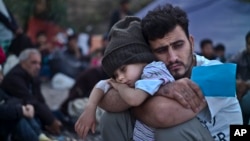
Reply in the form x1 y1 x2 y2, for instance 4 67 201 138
228 50 244 62
5 64 24 76
3 64 27 84
195 54 222 66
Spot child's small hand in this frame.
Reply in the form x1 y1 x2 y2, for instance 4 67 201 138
108 79 128 90
75 106 97 139
108 79 118 89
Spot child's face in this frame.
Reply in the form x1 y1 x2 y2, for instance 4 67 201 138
114 63 146 87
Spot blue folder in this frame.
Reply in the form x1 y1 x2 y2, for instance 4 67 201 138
191 63 236 97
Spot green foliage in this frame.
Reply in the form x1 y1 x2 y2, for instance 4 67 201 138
47 0 68 27
4 0 33 28
4 0 153 34
4 0 67 29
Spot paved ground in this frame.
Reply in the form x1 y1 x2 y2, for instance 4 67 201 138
41 82 103 141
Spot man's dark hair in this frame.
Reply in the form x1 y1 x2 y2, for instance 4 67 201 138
141 4 189 42
200 39 213 49
214 43 225 52
246 31 250 42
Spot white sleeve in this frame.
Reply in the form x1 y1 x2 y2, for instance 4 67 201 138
141 61 175 83
197 97 236 121
135 79 163 95
95 80 111 94
135 61 174 95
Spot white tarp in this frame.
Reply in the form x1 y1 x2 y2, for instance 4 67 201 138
135 0 250 57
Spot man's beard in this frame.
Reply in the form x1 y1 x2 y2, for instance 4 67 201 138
168 52 194 80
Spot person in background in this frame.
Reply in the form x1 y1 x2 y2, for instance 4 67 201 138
214 43 226 63
0 0 23 54
229 31 250 125
35 31 53 54
0 89 51 141
0 48 62 135
49 34 89 79
199 38 216 60
7 33 34 57
108 0 133 32
34 30 53 82
89 48 104 67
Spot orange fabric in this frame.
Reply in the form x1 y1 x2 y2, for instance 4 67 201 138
26 17 62 44
89 35 103 54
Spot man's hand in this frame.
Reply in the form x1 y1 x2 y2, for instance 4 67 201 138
22 104 35 118
157 78 206 112
45 119 62 135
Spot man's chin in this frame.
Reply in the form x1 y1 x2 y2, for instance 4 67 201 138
173 75 183 80
172 72 185 80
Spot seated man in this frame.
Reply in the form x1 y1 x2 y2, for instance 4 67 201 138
0 89 51 141
0 48 62 135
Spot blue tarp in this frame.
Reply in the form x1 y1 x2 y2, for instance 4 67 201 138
135 0 250 57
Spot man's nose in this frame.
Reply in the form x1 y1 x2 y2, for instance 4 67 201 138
36 64 41 70
168 48 177 63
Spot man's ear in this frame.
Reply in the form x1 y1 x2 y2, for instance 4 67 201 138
189 35 194 50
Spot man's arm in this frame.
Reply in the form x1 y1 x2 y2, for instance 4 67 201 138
132 78 207 128
133 96 206 128
0 101 23 120
117 87 149 107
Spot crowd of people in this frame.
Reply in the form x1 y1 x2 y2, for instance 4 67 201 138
0 0 250 141
0 0 108 140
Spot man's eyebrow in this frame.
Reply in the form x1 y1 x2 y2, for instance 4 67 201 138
152 40 184 52
170 40 184 46
152 44 169 51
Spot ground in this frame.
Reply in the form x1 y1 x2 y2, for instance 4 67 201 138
41 82 103 141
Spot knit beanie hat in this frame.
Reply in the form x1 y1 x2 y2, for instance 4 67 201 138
102 16 155 77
